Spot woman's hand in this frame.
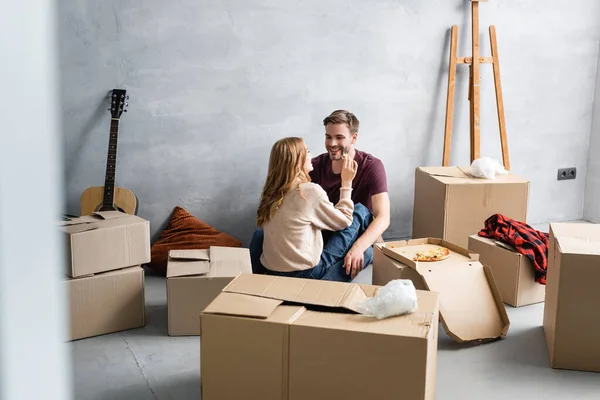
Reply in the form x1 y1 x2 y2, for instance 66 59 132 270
340 153 358 188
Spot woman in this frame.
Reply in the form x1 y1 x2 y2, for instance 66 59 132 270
252 137 373 281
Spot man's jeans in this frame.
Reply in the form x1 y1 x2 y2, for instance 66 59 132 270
249 203 374 282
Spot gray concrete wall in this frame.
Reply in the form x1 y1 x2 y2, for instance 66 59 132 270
59 0 600 245
584 40 600 223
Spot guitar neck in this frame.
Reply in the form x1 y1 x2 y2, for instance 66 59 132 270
102 118 119 208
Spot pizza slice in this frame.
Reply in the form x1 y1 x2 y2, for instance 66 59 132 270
413 247 451 262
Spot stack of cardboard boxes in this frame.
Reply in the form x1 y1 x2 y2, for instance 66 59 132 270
61 211 151 341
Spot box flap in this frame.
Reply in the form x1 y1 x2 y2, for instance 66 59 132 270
418 166 528 184
469 234 519 254
381 240 509 342
208 246 252 278
169 249 210 260
166 249 210 278
418 166 469 179
209 246 249 262
91 211 129 220
59 211 128 226
550 223 600 256
291 290 439 338
222 274 369 313
203 292 283 319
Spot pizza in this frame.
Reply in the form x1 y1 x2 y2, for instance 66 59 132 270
413 247 451 262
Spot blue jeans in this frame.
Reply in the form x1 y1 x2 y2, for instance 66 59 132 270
249 203 374 282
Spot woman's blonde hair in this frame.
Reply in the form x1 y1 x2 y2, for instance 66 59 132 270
257 137 311 226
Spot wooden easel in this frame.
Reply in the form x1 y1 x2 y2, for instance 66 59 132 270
442 0 510 170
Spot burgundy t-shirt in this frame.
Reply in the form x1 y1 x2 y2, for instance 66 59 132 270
309 150 388 212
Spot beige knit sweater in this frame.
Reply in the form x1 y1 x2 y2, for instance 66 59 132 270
261 182 354 272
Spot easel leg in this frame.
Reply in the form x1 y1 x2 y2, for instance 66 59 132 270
490 25 510 170
470 1 481 163
469 64 473 161
443 25 459 166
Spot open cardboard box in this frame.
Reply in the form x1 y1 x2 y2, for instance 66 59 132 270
377 238 510 343
200 274 440 400
166 246 252 336
60 211 151 278
468 234 545 307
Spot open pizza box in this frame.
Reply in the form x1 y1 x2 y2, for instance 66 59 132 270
379 238 510 343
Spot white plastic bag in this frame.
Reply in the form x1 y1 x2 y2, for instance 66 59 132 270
470 157 509 180
356 279 418 319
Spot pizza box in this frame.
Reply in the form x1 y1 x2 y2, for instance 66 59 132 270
379 238 510 343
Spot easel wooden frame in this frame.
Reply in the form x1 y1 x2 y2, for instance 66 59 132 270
442 0 510 170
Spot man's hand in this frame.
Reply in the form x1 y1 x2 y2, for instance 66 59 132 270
344 245 364 279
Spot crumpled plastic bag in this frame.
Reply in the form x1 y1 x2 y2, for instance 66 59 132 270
356 279 418 319
470 157 509 180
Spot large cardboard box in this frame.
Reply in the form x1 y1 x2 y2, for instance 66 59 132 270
200 274 440 400
60 211 151 278
166 246 252 336
373 238 510 343
468 234 545 307
66 266 145 341
543 223 600 372
412 166 529 248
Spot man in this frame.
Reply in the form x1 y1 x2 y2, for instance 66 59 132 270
310 110 390 279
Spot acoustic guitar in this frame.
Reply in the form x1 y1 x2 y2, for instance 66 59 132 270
80 89 139 216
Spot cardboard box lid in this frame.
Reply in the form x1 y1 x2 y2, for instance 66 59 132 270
381 238 510 342
469 234 521 255
167 249 211 278
291 290 440 339
203 274 370 319
59 211 142 234
550 223 600 256
167 246 251 278
208 246 252 278
418 166 528 185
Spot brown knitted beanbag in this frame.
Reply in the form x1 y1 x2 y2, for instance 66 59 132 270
148 206 242 275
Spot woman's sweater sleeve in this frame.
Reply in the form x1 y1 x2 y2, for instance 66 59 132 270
310 187 354 231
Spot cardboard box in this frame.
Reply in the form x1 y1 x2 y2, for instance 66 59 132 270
468 234 545 307
412 166 529 248
66 266 145 341
200 274 440 400
543 223 600 372
373 238 510 343
60 211 151 278
166 246 252 336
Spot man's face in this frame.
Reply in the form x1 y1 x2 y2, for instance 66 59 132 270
325 123 356 161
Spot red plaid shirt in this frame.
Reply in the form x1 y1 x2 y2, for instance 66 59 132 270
478 214 549 285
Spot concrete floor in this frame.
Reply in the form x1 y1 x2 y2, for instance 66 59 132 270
70 222 600 399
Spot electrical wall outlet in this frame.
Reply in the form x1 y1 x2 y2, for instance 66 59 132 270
557 167 576 180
